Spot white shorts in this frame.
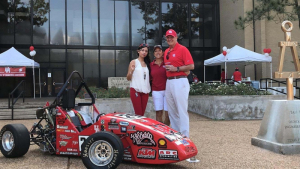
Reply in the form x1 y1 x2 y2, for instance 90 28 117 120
152 90 168 111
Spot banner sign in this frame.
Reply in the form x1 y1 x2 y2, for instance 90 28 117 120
0 67 26 77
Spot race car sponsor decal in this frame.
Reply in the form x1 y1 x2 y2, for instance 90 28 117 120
114 114 146 120
108 118 118 125
130 131 156 146
165 132 184 142
57 113 61 116
158 138 167 148
59 141 68 146
139 119 148 123
101 119 105 124
127 125 136 131
123 154 132 160
101 125 105 131
67 148 78 152
121 126 127 133
60 152 78 155
158 150 179 160
71 130 76 133
65 130 70 132
185 146 196 153
123 157 132 161
108 125 119 130
57 117 66 124
72 141 78 146
79 136 89 151
120 121 129 126
60 134 72 140
137 148 156 159
94 125 100 132
57 125 68 129
180 139 190 145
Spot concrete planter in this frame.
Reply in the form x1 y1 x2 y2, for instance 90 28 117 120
188 95 287 120
77 95 287 121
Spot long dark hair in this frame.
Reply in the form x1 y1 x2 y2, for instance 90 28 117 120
137 44 151 74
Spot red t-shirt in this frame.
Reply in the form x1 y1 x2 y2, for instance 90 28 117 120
221 71 226 83
150 60 167 91
163 43 194 77
233 71 242 81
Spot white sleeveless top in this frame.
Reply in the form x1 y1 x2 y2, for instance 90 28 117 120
130 59 151 94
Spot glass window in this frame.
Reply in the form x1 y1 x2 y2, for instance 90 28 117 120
115 0 129 46
204 4 217 47
84 49 99 87
116 50 129 77
15 0 31 44
50 0 65 45
191 3 203 47
100 50 115 88
50 49 66 62
100 0 114 46
162 3 188 47
190 50 203 82
67 0 82 45
83 0 98 46
67 49 83 75
131 1 145 46
33 0 50 45
146 2 159 46
34 49 49 63
0 0 14 44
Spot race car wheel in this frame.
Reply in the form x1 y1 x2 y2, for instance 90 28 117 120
0 124 30 158
81 131 124 169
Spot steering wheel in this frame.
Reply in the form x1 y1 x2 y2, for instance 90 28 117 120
96 113 106 122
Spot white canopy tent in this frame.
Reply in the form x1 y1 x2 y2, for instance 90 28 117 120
204 45 272 83
0 47 41 98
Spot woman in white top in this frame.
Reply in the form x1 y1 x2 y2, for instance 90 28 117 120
126 43 151 116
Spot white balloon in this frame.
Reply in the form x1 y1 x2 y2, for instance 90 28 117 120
227 49 231 53
264 53 269 56
222 46 227 51
30 50 36 57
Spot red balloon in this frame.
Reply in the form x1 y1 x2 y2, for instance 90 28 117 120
268 48 271 54
29 46 34 51
263 48 267 53
222 51 227 56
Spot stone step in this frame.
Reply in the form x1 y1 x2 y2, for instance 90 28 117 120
0 108 37 120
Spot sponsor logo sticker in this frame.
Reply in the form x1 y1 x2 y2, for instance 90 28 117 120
158 150 179 160
137 148 156 159
130 131 156 146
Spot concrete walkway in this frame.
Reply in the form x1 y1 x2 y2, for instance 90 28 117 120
0 112 300 168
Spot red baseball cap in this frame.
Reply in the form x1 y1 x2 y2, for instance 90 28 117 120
165 29 177 37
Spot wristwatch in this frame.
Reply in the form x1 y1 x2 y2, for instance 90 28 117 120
177 67 180 72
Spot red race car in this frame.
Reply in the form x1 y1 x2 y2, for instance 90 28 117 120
0 71 198 169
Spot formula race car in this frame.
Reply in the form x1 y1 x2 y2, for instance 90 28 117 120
0 71 198 169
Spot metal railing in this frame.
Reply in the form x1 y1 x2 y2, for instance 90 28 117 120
260 78 300 99
8 80 26 120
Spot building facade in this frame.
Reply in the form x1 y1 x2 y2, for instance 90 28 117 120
0 0 220 97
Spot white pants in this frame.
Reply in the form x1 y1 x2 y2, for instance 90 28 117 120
165 78 190 137
152 90 168 111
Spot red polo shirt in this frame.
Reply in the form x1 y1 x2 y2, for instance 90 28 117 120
150 60 167 91
163 43 194 77
233 71 242 81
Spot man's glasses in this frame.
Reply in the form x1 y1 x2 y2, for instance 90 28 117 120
166 50 171 60
139 43 148 47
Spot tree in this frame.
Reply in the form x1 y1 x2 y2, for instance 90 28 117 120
234 0 300 29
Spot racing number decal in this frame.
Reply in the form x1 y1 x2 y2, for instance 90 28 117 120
79 136 89 151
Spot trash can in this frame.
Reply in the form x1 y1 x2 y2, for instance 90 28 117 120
251 81 260 89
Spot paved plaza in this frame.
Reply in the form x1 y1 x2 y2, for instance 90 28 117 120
0 112 300 169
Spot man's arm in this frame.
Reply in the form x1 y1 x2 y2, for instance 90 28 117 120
166 64 194 72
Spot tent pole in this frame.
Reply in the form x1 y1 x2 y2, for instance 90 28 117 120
204 66 205 82
33 61 35 99
270 62 272 87
225 62 227 84
39 68 41 98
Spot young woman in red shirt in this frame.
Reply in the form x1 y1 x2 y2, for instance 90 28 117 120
150 45 170 125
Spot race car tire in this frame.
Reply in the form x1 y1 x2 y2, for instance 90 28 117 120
0 124 30 158
81 131 124 169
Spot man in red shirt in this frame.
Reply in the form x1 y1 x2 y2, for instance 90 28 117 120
164 29 194 137
221 68 226 83
232 67 242 85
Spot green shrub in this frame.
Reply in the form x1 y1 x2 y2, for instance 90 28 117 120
189 82 270 95
77 86 130 99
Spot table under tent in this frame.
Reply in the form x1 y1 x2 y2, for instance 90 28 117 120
204 45 272 86
0 47 41 98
